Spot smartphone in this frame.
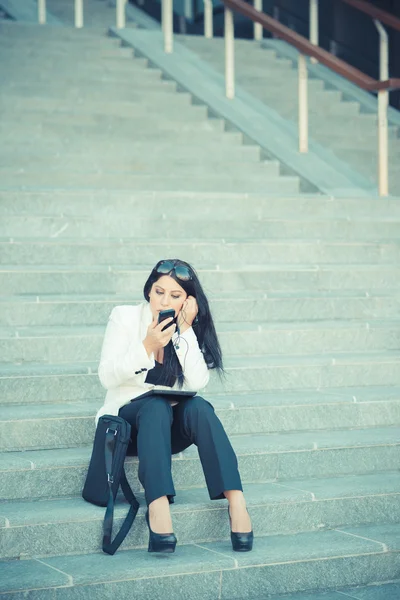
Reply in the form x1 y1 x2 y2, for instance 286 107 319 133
158 309 176 331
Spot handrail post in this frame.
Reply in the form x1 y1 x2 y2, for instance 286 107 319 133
75 0 83 28
309 0 319 63
298 53 308 153
163 0 173 53
254 0 262 41
116 0 126 28
225 7 235 99
38 0 46 24
374 19 389 197
204 0 213 39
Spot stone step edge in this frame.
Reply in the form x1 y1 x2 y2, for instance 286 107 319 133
2 350 400 372
3 383 400 409
0 523 398 597
3 264 400 273
4 390 400 417
0 291 399 302
2 318 400 337
1 424 399 459
3 239 400 248
1 472 400 518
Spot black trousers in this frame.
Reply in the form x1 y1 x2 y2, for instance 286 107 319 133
119 395 243 506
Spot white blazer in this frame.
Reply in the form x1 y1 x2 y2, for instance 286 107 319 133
95 302 210 424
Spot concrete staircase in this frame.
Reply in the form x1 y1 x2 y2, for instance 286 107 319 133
178 34 400 197
1 12 400 600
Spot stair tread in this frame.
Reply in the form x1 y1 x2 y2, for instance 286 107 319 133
2 238 400 246
3 384 400 421
2 319 400 338
1 523 399 594
2 263 400 272
1 474 400 522
2 350 400 378
1 426 400 465
0 289 399 301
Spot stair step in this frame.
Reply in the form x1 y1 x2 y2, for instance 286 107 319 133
2 79 180 95
0 23 115 42
1 191 399 218
0 174 298 193
2 265 400 295
0 108 216 126
1 353 400 403
1 240 400 266
2 154 271 171
0 94 209 116
0 160 279 178
0 88 198 107
1 475 400 557
0 62 164 79
1 84 189 103
1 389 400 448
2 130 244 147
0 520 399 598
2 320 400 363
1 217 400 241
2 418 400 496
1 121 240 140
1 45 135 57
0 143 260 162
1 291 400 326
256 586 400 600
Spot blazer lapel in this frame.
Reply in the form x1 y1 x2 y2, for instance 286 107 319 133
140 302 153 341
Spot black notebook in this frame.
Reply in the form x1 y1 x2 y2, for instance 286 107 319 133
131 389 197 402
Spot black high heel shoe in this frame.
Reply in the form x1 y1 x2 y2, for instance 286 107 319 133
145 509 177 553
228 508 254 552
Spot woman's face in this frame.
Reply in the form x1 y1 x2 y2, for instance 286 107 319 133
148 275 188 320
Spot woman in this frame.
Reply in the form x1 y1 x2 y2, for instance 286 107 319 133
97 259 253 554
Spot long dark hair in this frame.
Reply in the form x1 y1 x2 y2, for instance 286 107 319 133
143 259 223 388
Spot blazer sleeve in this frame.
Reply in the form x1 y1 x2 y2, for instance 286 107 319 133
173 326 210 390
98 306 155 390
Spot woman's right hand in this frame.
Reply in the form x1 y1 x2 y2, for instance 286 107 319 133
143 317 176 356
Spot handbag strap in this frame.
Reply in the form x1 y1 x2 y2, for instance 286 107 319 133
102 427 140 556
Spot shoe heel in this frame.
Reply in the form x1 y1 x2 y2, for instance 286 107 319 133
228 508 253 552
230 530 254 552
146 509 177 554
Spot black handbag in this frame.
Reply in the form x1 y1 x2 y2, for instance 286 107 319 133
82 414 139 555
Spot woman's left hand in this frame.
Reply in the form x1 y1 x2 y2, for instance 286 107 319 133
178 296 198 332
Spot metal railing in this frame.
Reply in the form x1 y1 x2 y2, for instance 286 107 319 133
309 0 318 64
37 0 127 29
306 0 400 196
161 0 400 197
203 0 213 39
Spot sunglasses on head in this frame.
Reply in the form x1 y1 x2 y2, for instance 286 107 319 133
155 260 192 282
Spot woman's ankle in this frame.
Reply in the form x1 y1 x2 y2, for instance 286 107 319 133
148 496 173 534
224 489 246 508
